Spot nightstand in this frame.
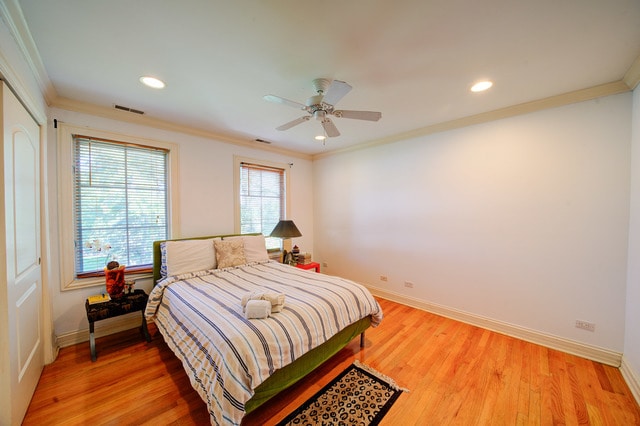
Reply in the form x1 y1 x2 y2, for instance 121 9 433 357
85 289 151 362
295 262 321 273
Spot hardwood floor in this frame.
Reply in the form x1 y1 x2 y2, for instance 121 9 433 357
24 298 640 425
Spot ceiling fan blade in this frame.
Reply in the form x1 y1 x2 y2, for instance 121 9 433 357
264 94 308 111
321 117 340 137
333 109 382 121
276 115 310 131
321 80 352 106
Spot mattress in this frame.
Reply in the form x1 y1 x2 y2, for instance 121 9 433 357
145 260 382 425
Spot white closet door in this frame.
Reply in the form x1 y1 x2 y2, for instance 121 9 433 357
0 82 43 425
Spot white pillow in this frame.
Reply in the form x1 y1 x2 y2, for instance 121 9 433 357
242 235 270 262
165 238 218 276
225 235 269 263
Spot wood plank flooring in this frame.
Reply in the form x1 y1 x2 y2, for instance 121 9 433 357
23 298 640 425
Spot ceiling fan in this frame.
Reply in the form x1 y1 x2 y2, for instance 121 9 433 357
263 78 382 138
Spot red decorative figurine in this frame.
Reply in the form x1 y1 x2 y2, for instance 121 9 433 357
105 261 126 298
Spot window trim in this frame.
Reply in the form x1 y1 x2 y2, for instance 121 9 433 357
58 123 180 291
233 156 290 250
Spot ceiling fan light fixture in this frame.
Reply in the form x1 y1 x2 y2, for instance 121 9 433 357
140 76 166 89
313 110 326 121
470 80 493 92
265 78 381 138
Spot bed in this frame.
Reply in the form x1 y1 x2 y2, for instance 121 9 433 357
145 233 383 425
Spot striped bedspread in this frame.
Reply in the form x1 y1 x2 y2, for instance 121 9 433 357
145 260 383 425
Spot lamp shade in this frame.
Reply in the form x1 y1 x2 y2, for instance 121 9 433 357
269 220 302 238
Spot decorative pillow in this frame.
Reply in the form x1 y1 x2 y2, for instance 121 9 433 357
160 242 168 279
214 239 246 268
165 238 218 276
225 235 269 263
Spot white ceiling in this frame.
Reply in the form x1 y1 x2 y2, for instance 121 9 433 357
14 0 640 156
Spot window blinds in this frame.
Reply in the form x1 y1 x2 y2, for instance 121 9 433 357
74 136 168 274
239 162 285 250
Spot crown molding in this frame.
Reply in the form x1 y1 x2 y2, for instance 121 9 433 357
52 96 312 160
0 0 56 107
313 80 631 160
0 2 46 123
1 0 309 160
3 0 637 160
623 54 640 90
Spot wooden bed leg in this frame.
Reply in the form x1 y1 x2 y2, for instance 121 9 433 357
360 332 365 348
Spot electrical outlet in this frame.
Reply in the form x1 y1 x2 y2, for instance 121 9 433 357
404 281 414 288
575 320 595 332
322 262 328 268
380 275 388 282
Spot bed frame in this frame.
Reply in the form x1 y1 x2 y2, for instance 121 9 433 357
151 233 371 414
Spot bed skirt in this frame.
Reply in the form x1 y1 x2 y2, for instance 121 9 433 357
245 316 372 413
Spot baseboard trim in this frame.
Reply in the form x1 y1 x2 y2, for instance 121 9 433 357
52 285 636 401
366 285 622 367
620 356 640 406
56 313 148 349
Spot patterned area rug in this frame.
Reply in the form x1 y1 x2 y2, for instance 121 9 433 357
277 360 408 426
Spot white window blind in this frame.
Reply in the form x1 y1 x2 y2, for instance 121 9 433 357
74 136 168 275
239 162 285 250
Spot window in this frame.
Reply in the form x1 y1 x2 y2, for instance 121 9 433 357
73 137 168 275
235 157 289 250
58 123 180 290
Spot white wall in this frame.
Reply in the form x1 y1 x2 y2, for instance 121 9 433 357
47 108 314 337
2 2 636 367
313 93 631 352
625 86 640 377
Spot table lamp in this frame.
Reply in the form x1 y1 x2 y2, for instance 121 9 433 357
270 220 302 264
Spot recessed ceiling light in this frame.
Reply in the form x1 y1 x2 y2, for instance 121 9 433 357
471 80 493 92
139 76 166 89
315 135 326 141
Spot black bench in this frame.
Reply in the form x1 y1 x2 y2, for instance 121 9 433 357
84 289 151 362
